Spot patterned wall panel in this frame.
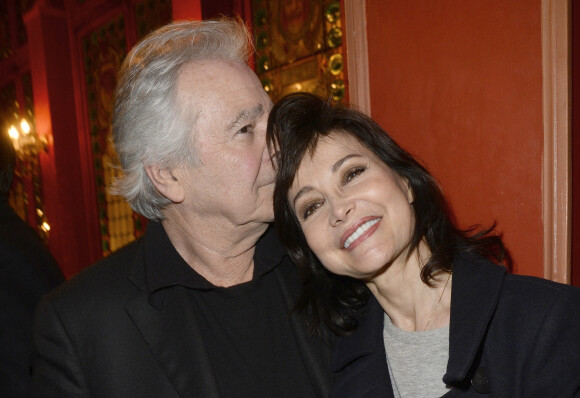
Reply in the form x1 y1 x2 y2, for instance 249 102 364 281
16 0 35 45
0 1 45 238
82 1 171 257
0 82 18 142
21 71 48 238
135 0 172 40
252 0 346 103
0 82 27 221
0 75 45 238
82 15 135 256
0 0 11 59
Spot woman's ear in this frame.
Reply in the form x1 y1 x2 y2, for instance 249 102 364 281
402 177 415 204
145 164 185 203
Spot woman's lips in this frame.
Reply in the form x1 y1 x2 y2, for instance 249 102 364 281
340 217 382 250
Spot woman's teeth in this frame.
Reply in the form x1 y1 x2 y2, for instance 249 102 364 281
344 218 380 249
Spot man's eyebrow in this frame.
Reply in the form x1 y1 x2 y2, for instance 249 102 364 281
227 104 264 130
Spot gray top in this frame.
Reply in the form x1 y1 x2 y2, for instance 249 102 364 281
383 313 451 397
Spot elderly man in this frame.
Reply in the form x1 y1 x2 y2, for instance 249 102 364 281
29 19 332 397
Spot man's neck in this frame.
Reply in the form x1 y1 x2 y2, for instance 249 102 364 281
160 213 269 287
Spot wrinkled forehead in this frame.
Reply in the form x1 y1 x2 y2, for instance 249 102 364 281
176 59 270 128
176 59 257 103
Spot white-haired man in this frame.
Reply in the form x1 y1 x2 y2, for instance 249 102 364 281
29 19 332 397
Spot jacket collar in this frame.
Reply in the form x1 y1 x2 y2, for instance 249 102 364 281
141 222 285 308
443 253 505 383
274 256 334 397
124 226 221 397
331 296 385 372
331 294 393 396
125 223 330 397
331 254 506 389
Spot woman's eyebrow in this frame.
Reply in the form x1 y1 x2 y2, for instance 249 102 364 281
292 186 313 208
292 154 363 207
331 154 362 173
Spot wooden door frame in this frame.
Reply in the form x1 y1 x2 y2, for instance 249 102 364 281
344 0 371 115
542 0 571 284
345 0 572 283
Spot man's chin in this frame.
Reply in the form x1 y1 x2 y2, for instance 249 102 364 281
256 208 274 224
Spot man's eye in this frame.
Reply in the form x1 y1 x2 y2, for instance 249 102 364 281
238 125 253 134
302 201 323 220
343 166 366 184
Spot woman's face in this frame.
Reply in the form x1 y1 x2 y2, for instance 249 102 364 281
288 132 416 281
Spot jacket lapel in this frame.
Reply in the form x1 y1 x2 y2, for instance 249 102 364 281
443 254 506 385
274 260 334 397
331 296 394 397
124 242 221 398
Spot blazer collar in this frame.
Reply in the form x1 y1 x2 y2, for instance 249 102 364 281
331 296 384 372
273 256 334 397
330 254 506 392
331 295 393 396
125 225 221 397
125 223 330 397
443 254 506 384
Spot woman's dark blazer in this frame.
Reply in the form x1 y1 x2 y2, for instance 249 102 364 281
28 224 333 397
330 254 580 397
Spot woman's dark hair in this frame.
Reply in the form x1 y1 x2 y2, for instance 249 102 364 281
267 92 510 336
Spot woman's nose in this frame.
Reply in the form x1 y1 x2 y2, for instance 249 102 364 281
329 196 354 227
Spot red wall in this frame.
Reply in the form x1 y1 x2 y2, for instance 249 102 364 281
366 0 543 277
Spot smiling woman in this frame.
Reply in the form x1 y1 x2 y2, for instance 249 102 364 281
289 133 416 282
267 92 580 397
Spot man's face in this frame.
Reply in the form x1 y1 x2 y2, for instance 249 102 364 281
175 59 275 229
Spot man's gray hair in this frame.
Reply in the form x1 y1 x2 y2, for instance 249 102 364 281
111 18 253 221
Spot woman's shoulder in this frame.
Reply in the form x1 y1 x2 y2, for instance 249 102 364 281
455 251 580 313
487 271 580 394
500 272 580 318
503 271 580 294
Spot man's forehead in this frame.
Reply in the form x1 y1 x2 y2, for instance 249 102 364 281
176 59 269 132
178 58 248 86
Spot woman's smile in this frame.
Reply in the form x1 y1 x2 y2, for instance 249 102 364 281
341 217 382 250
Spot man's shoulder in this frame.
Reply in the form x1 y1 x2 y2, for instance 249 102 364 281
44 239 144 309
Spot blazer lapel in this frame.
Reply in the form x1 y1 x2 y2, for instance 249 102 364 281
274 260 334 397
444 254 506 385
331 296 394 397
125 247 221 398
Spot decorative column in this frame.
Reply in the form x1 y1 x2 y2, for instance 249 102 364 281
24 1 99 277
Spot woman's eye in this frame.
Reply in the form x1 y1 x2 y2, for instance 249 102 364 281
302 201 323 220
343 166 366 184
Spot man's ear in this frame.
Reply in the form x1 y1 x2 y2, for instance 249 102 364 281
145 164 185 203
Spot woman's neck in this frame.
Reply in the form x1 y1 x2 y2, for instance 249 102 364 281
366 241 452 332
